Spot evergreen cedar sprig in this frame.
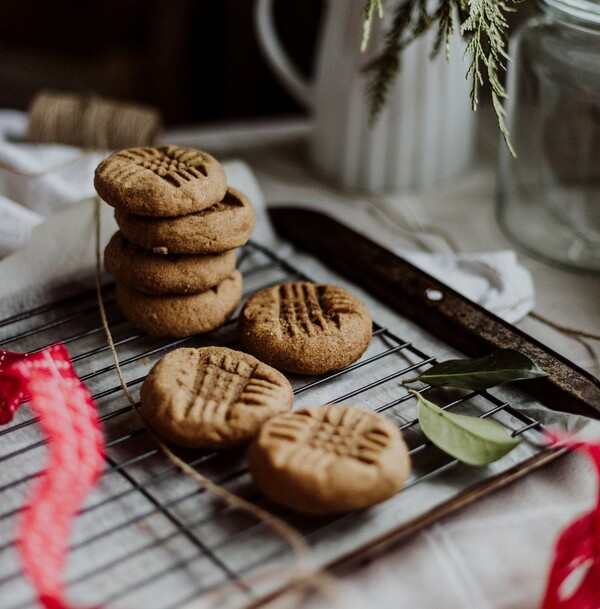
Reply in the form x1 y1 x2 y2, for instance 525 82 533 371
364 0 432 121
462 0 518 155
362 0 384 51
362 0 520 155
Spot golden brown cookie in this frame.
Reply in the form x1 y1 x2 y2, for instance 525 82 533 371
115 270 243 337
94 146 227 216
114 188 255 255
239 282 372 375
140 347 294 449
104 231 236 294
248 404 410 514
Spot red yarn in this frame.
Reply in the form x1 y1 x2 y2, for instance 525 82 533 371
542 431 600 609
0 344 104 609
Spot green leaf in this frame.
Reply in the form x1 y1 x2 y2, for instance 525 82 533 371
404 348 548 390
412 390 521 466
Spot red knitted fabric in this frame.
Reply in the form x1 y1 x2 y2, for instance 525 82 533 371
542 431 600 609
0 344 104 609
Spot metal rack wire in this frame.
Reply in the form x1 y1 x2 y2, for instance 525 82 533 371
0 241 547 609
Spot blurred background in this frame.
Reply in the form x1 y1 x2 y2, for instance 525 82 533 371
0 1 537 127
0 0 322 125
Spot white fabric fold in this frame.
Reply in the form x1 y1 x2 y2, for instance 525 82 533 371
0 111 108 216
398 249 535 323
0 194 43 257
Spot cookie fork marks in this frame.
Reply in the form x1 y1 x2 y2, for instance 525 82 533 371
184 351 206 420
140 347 294 449
248 404 410 514
132 147 209 188
184 351 255 425
273 406 392 466
278 283 327 338
94 145 227 216
277 282 368 337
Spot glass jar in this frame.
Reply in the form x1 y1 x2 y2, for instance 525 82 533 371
497 0 600 275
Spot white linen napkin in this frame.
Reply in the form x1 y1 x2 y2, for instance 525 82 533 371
399 250 535 323
0 194 43 257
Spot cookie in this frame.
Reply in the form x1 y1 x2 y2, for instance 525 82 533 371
116 270 243 337
238 282 372 375
94 146 227 216
140 347 294 449
114 188 255 255
104 231 236 294
248 404 410 514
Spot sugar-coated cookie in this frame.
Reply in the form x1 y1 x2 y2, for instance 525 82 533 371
94 146 227 216
104 231 236 294
248 404 410 514
239 282 372 375
140 347 294 449
116 270 243 337
114 188 255 255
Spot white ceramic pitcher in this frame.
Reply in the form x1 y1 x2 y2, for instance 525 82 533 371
254 0 476 193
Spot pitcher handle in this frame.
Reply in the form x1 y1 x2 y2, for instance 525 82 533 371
253 0 314 109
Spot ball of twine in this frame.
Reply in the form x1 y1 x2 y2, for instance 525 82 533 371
27 90 163 149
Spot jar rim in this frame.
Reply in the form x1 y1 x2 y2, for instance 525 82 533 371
542 0 600 24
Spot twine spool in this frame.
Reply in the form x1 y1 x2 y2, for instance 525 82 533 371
27 90 162 149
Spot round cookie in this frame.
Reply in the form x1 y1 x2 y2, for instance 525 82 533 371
248 404 410 514
238 282 372 375
140 346 294 449
94 146 227 216
114 188 255 255
104 231 236 294
116 270 243 337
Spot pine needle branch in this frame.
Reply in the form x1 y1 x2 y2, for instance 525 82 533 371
431 0 455 61
362 0 384 52
460 0 518 153
364 0 433 124
363 0 522 154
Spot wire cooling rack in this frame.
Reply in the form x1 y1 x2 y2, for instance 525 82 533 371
0 241 551 609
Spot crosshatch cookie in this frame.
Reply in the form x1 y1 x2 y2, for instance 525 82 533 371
238 282 372 375
140 347 294 449
114 188 255 255
94 146 227 216
248 404 410 514
116 270 243 337
104 231 236 294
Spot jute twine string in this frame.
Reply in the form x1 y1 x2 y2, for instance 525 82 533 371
93 197 341 609
28 90 162 150
0 90 162 177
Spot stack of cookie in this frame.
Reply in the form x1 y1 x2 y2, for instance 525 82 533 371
95 146 255 337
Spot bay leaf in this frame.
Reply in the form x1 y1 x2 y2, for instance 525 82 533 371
404 348 548 390
412 390 521 466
